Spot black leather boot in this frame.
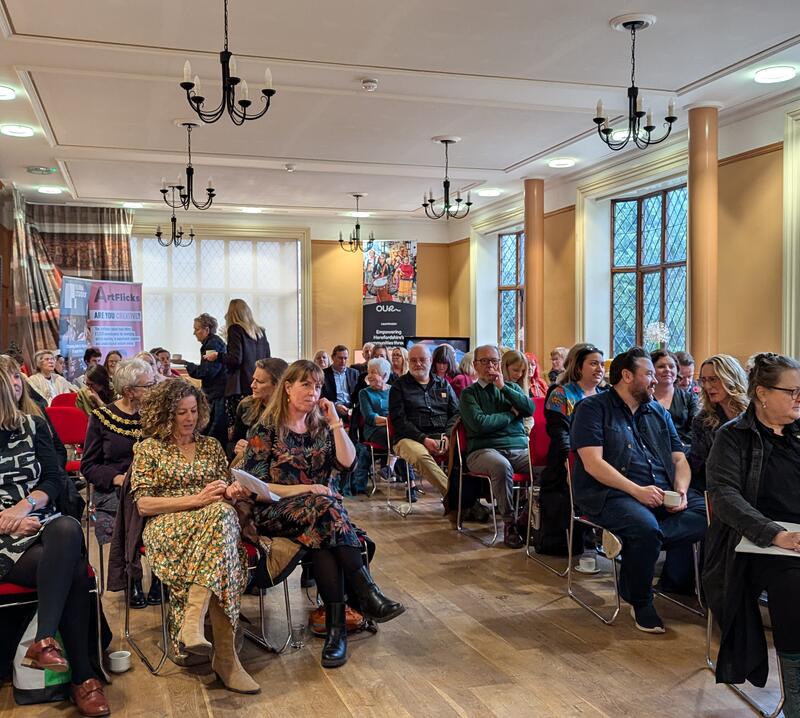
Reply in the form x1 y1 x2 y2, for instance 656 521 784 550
320 602 347 668
300 564 316 589
129 578 146 609
146 576 163 605
348 567 405 623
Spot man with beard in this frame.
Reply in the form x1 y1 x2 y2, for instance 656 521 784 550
570 347 706 634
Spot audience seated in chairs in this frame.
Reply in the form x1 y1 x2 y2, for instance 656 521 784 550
389 344 459 502
689 354 749 492
313 350 331 370
535 343 605 556
350 342 373 374
570 347 707 634
321 345 359 420
0 360 110 716
134 351 168 384
238 359 404 668
675 350 700 394
130 380 257 694
547 346 568 385
74 347 103 388
431 344 458 386
81 358 156 608
650 349 698 451
151 347 182 378
391 346 409 377
103 351 122 380
230 357 289 463
76 364 116 417
525 352 550 399
27 349 78 405
460 344 534 548
704 352 800 714
502 349 534 433
450 351 476 398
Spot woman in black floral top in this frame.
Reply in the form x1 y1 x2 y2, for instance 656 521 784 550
238 360 405 669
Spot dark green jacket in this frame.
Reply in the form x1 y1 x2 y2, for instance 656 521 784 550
460 380 534 451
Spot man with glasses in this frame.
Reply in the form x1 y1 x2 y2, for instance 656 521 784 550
571 347 707 633
460 344 535 548
389 344 459 498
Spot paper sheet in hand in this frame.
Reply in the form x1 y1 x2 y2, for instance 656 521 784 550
735 521 800 558
231 469 281 502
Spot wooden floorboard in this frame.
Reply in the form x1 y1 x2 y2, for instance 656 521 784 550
0 488 782 717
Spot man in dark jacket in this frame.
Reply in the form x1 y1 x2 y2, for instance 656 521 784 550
322 345 359 418
389 343 458 497
571 347 706 634
173 312 228 447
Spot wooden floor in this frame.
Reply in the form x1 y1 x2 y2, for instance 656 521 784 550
1 488 783 718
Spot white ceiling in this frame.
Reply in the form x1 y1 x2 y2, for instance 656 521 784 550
0 0 799 220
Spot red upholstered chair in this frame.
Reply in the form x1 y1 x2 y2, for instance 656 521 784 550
45 406 88 475
51 392 78 408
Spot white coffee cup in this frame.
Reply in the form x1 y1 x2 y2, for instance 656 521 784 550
578 556 597 573
108 650 131 673
663 490 682 508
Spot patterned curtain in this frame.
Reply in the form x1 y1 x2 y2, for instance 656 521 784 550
25 204 134 281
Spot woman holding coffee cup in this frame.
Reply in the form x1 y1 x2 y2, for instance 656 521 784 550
704 352 800 714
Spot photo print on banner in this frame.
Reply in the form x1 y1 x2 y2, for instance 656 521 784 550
362 240 417 346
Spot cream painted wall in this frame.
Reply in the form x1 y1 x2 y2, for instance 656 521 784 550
448 239 471 337
542 206 577 355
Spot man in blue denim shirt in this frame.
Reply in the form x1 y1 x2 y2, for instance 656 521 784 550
571 347 706 633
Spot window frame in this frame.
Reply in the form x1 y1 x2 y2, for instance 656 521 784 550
497 230 525 350
610 184 687 353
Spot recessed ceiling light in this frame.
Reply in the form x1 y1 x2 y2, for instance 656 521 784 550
26 165 56 175
37 186 62 194
241 207 262 214
754 66 797 84
1 124 34 137
548 157 576 168
477 188 502 197
122 202 143 209
0 86 16 101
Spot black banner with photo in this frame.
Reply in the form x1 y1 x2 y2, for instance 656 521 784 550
361 240 417 345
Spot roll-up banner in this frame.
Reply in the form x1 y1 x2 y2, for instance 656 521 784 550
362 240 417 346
59 276 143 380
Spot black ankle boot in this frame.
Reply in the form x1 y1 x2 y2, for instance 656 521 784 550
320 602 347 668
300 564 316 589
348 567 405 623
146 577 163 605
129 578 146 609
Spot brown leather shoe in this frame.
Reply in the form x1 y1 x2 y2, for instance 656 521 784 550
71 678 111 717
21 637 69 672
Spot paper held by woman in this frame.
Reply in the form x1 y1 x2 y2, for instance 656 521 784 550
735 521 800 558
231 468 281 502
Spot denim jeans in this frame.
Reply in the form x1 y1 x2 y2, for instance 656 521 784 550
586 489 707 608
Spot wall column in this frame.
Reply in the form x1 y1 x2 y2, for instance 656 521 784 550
524 178 545 358
688 104 720 361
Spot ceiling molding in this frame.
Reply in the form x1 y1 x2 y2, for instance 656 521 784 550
0 1 12 39
132 220 310 241
55 159 77 199
16 69 56 147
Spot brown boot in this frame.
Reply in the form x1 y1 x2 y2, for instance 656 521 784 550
70 678 110 717
209 599 260 694
21 637 69 672
178 584 213 655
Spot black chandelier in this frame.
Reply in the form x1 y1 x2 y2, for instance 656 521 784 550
160 123 215 211
339 194 375 253
179 0 276 126
422 136 472 220
592 14 677 151
156 208 195 248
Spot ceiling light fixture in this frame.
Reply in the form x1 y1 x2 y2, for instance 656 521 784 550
26 166 56 175
547 158 576 168
37 186 62 195
477 188 502 197
1 124 34 137
339 194 375 253
754 66 797 84
361 78 379 92
284 163 296 172
160 122 215 211
0 86 16 101
422 136 472 220
180 0 275 126
123 202 144 209
156 209 195 248
241 207 262 214
593 14 677 151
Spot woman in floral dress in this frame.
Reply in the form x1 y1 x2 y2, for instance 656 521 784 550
130 379 258 694
237 359 405 669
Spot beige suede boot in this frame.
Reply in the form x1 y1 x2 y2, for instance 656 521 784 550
178 584 213 656
209 599 260 694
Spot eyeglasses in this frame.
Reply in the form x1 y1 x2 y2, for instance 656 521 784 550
699 376 721 385
475 358 500 366
769 386 800 400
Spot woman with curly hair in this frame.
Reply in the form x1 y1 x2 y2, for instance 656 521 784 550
130 379 257 694
238 360 405 669
689 354 749 491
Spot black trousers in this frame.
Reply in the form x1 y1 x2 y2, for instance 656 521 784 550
748 555 800 653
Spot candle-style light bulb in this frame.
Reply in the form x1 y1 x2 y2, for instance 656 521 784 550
636 96 642 113
161 177 167 190
596 99 604 118
603 119 610 130
646 109 653 126
207 176 213 189
183 60 192 83
264 67 273 90
240 79 249 101
229 56 238 78
193 75 201 95
668 98 676 118
466 191 472 204
177 175 183 187
156 224 161 233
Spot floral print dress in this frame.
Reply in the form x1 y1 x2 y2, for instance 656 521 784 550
130 436 247 654
241 424 361 549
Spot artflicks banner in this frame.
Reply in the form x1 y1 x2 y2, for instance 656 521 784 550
59 276 144 378
362 240 417 345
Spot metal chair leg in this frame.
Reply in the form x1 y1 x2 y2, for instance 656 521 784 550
455 467 498 546
243 580 300 654
387 456 412 517
654 541 705 617
124 578 169 675
524 488 569 577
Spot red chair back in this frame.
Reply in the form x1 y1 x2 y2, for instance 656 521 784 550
529 397 550 467
46 406 89 446
51 392 78 408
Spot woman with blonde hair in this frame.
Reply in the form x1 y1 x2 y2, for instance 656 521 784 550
451 351 477 398
689 353 749 491
391 346 408 377
502 350 531 396
238 360 404 668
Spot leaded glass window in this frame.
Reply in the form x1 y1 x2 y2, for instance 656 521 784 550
498 231 525 349
611 185 688 355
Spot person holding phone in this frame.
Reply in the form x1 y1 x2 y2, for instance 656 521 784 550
237 360 404 669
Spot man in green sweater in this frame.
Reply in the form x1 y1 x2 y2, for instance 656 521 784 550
460 344 534 548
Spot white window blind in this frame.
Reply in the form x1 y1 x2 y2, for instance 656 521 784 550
131 235 301 362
